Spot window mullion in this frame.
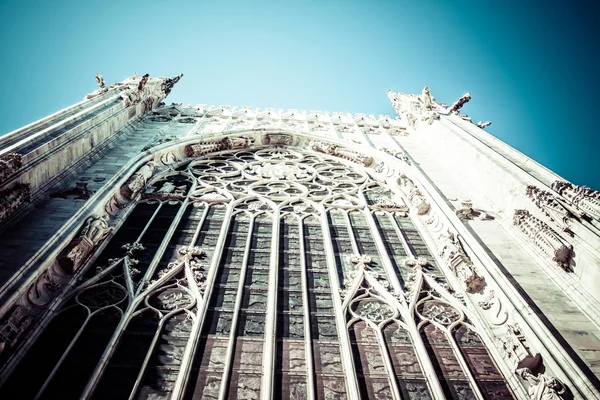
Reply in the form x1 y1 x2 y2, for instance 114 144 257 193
135 201 163 243
218 214 255 400
361 208 403 294
374 326 403 400
389 213 415 258
321 206 361 400
299 218 316 400
79 196 183 399
190 203 210 246
360 205 447 399
172 201 235 400
34 314 92 399
444 326 486 400
136 192 195 296
343 211 360 255
126 315 167 399
260 208 280 400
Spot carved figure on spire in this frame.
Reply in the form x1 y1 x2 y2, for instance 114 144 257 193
476 121 492 129
421 87 433 110
450 93 471 113
163 73 183 96
95 73 106 91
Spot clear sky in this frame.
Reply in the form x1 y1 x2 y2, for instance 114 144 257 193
1 0 599 189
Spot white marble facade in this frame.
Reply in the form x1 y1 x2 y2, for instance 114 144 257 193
0 76 598 399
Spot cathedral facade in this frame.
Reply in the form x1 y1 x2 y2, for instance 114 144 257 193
0 74 599 399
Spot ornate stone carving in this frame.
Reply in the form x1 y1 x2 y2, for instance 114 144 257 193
496 323 542 372
0 153 23 182
513 210 573 271
137 73 150 99
141 97 154 114
525 186 573 235
121 161 157 201
382 147 411 166
56 215 111 274
421 87 433 110
95 72 106 91
145 181 187 200
476 121 491 129
0 183 30 224
81 215 110 245
0 306 33 356
455 200 493 220
516 368 567 400
398 174 430 215
263 133 293 146
404 256 428 269
0 213 115 357
438 231 485 293
552 180 600 222
162 73 183 96
370 197 408 212
308 141 373 167
450 92 471 113
184 136 251 158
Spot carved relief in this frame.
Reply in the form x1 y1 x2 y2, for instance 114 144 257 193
525 186 573 235
438 231 485 293
263 133 293 146
56 215 111 274
184 136 252 158
0 306 32 356
120 161 157 201
369 197 408 212
513 209 573 271
397 174 429 215
496 323 542 373
382 147 411 166
144 180 187 200
516 368 567 400
455 200 494 220
0 153 23 182
552 180 600 222
308 141 373 167
0 183 30 224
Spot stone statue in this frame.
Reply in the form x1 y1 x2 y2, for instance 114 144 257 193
81 215 110 244
95 73 106 90
450 93 472 113
516 368 567 400
162 73 183 96
421 87 433 110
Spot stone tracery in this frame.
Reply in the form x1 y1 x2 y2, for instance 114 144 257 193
0 141 518 399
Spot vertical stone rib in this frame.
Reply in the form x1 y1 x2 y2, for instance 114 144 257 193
299 219 316 400
173 201 235 400
218 214 254 400
260 208 280 400
320 206 361 400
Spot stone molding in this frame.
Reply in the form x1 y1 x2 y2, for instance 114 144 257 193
513 209 573 271
552 180 600 222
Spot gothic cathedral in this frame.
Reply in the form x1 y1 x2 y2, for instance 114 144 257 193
0 74 598 399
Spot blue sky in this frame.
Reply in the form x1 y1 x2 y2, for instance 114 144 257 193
1 0 599 189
